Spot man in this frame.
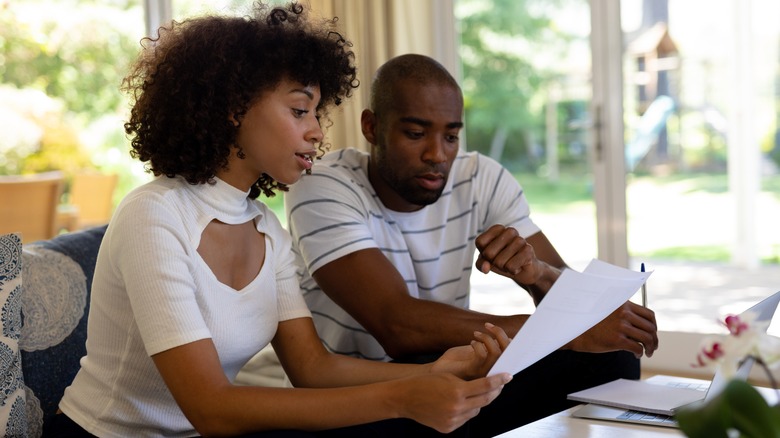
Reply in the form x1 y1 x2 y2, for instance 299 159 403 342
284 53 658 436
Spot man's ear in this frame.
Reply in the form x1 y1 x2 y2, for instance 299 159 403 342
360 109 377 144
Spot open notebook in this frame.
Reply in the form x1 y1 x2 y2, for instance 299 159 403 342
568 290 780 428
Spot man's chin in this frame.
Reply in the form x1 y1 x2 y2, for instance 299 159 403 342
404 191 444 207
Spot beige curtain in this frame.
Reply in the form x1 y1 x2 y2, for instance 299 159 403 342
308 0 458 151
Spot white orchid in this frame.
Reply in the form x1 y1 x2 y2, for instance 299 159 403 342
693 311 780 381
679 311 780 438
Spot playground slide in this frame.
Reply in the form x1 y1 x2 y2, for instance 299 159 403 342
625 95 676 171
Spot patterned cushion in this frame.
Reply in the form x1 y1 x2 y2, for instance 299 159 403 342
20 226 107 436
0 233 29 436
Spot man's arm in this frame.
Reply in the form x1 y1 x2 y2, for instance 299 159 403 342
473 224 659 358
312 248 529 360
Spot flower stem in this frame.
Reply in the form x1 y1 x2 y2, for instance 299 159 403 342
755 357 779 397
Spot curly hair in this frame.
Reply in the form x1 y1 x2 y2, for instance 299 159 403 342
122 1 358 198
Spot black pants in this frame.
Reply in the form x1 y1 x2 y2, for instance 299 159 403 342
466 350 638 437
395 349 639 438
43 412 462 438
42 414 96 438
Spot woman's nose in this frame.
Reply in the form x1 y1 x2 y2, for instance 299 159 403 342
307 116 323 144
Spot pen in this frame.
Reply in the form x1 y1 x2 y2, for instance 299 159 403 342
641 263 647 307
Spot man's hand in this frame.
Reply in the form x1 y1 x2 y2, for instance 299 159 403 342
431 323 511 380
474 225 564 305
474 225 542 284
566 301 659 358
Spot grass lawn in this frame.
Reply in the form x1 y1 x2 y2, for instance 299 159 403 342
516 171 780 265
261 170 780 265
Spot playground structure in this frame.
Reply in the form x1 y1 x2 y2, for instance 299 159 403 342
625 95 676 171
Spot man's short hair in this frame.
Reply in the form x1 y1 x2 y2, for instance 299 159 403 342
370 54 461 115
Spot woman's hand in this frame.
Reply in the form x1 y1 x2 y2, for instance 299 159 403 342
394 372 512 433
431 322 511 380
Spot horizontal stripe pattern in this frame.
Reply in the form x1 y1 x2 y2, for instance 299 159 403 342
285 149 540 360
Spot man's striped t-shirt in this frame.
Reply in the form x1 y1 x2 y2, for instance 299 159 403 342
284 148 540 361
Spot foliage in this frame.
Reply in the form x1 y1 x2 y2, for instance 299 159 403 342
676 379 780 438
0 0 147 201
456 0 580 169
675 111 729 171
21 115 93 176
0 85 92 176
765 124 780 171
0 1 140 121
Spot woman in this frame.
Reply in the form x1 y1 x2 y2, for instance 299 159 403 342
48 2 511 437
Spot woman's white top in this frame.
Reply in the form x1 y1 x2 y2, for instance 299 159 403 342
60 176 310 437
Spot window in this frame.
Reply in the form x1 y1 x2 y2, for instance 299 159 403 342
458 0 780 340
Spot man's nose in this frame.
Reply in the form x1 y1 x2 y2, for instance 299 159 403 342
422 137 447 164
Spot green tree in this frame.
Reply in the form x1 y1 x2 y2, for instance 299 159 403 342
0 1 141 122
456 0 578 170
0 0 147 197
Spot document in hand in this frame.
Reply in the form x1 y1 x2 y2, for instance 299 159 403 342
488 259 651 377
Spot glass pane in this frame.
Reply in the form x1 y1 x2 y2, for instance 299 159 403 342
455 0 596 315
460 0 780 339
171 0 285 19
0 0 149 203
622 0 780 334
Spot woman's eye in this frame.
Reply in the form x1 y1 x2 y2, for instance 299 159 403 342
292 108 308 118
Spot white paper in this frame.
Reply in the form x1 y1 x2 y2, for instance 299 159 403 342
488 259 652 376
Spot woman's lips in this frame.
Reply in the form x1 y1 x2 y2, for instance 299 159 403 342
296 153 314 171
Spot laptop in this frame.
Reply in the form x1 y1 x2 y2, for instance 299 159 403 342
569 290 780 428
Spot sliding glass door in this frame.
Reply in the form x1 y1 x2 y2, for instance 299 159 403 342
611 0 780 335
460 0 780 341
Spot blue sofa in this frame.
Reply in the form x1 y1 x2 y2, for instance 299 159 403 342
0 226 106 437
0 224 287 437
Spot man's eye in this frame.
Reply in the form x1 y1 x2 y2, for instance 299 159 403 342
406 131 424 139
446 134 459 143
